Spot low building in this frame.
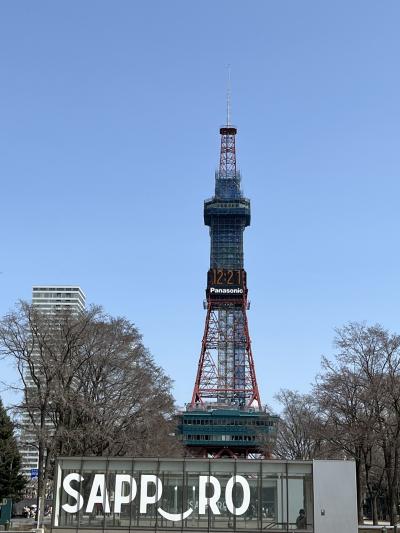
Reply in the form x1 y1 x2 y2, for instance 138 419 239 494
51 456 357 533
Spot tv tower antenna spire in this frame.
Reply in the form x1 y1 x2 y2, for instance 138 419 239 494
226 64 231 126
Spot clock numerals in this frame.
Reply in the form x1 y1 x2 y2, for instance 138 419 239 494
209 269 244 286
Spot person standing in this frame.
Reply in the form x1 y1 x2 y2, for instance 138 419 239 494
296 509 307 529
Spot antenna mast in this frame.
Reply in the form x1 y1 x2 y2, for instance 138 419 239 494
226 64 231 126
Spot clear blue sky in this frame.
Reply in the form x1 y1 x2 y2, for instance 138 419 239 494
1 1 400 411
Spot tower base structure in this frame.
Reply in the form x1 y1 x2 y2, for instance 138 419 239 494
178 405 278 458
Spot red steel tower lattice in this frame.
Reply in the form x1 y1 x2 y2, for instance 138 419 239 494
191 295 261 408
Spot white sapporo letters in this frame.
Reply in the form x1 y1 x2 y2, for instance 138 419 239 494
86 474 110 513
62 473 84 513
61 473 250 521
225 475 250 516
199 476 221 515
139 475 162 513
114 475 137 513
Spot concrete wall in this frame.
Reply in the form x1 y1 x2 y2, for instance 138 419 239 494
313 460 358 533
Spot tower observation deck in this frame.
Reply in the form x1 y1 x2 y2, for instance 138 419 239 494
178 120 278 458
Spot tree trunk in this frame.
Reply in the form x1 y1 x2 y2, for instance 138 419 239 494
356 459 364 524
392 443 399 526
35 440 45 527
389 490 397 526
372 495 378 525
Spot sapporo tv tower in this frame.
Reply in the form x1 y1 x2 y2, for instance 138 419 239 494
178 94 278 458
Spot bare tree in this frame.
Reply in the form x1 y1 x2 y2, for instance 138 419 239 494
56 316 182 458
314 361 375 523
273 389 332 460
313 322 400 525
0 302 181 526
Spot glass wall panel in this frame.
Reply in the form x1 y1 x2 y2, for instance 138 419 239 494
287 476 304 530
58 468 81 529
287 464 313 532
209 464 235 531
235 474 260 532
267 476 287 531
136 465 159 529
104 462 134 528
158 463 185 529
184 470 201 530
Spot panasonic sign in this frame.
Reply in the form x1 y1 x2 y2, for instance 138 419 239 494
209 287 243 294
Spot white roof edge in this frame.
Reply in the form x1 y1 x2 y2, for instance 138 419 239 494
32 286 86 298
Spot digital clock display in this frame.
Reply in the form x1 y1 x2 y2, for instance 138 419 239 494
206 269 247 299
208 268 244 286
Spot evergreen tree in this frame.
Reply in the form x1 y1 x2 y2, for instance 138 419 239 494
0 398 26 500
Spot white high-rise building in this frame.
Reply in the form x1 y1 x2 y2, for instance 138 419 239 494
19 286 86 480
32 286 85 314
